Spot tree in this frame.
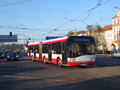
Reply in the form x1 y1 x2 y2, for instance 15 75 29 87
95 25 102 31
86 25 95 36
86 25 94 31
86 24 107 54
94 25 107 54
66 31 74 36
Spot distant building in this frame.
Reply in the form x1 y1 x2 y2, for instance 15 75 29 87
86 10 120 52
87 30 95 37
102 24 112 51
112 10 120 49
76 30 87 36
86 25 112 52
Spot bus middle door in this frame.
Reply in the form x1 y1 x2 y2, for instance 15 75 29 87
34 46 36 60
48 44 52 62
61 42 67 64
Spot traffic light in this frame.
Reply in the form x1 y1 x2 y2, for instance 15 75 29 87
10 32 12 37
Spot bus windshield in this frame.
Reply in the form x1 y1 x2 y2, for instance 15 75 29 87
67 36 96 58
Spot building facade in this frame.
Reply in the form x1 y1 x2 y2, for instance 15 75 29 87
102 25 112 51
112 10 120 49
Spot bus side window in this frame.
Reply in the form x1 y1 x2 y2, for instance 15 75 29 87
35 45 39 53
51 50 54 54
36 49 38 52
30 50 32 53
51 43 57 54
43 44 48 53
57 43 61 54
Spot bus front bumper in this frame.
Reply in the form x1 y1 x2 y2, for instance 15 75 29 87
67 61 96 66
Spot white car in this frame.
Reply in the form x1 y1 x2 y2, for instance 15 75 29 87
110 50 120 57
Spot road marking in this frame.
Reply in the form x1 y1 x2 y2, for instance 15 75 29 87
1 75 36 79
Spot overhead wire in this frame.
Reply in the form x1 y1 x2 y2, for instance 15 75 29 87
0 25 55 31
53 0 112 34
0 0 33 7
0 0 113 37
0 0 69 34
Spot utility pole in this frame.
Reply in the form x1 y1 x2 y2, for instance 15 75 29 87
74 24 76 36
70 19 88 36
70 19 77 36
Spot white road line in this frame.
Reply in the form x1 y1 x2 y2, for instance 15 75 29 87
1 75 36 79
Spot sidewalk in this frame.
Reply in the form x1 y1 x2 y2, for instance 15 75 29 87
96 54 109 56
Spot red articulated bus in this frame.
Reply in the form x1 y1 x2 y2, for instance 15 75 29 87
28 36 96 67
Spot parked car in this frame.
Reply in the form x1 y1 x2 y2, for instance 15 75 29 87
110 49 120 57
4 51 11 58
0 52 5 59
6 51 20 61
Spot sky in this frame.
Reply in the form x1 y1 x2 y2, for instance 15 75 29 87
0 0 120 43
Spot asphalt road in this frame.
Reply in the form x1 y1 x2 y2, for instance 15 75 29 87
0 55 120 90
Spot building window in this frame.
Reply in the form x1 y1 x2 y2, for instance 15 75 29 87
118 19 120 24
114 20 116 24
116 33 118 41
114 27 116 31
107 34 109 39
118 34 120 40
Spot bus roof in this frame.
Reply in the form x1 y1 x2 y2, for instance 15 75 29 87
28 42 40 46
28 36 94 46
42 36 68 44
42 36 94 44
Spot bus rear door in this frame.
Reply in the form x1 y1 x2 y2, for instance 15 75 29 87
48 44 52 62
39 43 42 61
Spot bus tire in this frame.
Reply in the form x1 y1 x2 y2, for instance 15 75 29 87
57 58 62 67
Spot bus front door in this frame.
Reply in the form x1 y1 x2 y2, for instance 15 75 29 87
28 51 30 59
62 43 67 64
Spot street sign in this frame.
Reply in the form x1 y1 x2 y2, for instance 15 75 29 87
0 35 17 42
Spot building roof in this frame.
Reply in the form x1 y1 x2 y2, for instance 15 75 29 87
76 30 86 34
102 24 112 31
112 16 116 19
112 10 120 19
